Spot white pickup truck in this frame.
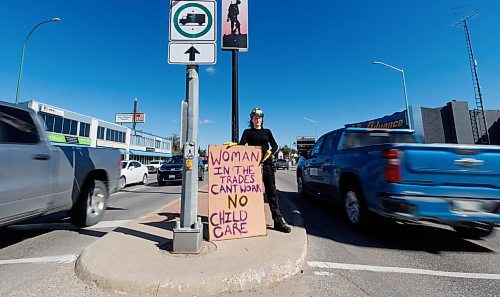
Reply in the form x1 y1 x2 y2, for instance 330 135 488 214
0 101 121 227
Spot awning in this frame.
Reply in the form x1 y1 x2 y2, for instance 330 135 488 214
129 150 171 158
118 149 130 155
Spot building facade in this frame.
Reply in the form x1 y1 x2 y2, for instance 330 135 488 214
25 100 172 163
412 100 500 145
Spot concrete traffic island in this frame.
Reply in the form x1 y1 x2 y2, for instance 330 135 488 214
75 189 307 297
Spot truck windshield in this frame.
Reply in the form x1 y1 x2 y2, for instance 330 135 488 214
342 131 417 149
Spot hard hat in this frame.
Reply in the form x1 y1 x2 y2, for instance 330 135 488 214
250 108 264 118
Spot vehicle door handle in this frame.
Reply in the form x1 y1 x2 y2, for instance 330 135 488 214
33 154 50 161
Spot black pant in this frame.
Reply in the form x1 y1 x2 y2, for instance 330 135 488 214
262 163 282 221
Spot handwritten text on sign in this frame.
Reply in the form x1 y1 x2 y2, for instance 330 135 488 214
208 145 267 241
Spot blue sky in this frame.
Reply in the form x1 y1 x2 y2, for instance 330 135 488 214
1 0 499 150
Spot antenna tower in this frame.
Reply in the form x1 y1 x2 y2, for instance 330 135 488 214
455 13 490 144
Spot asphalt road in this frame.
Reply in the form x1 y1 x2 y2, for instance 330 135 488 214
1 170 499 297
217 167 500 297
0 174 207 297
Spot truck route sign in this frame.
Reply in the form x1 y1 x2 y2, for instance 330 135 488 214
169 1 216 42
169 0 217 64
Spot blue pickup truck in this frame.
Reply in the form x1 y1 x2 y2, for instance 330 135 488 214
297 127 500 238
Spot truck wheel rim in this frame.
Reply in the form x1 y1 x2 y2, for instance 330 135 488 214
345 191 360 224
88 188 105 218
120 178 125 189
143 175 147 184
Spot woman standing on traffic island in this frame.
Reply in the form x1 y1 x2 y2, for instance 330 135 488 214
239 108 291 233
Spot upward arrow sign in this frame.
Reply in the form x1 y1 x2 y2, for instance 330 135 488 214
185 46 200 61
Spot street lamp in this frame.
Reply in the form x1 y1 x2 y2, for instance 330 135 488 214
15 18 61 104
372 61 412 129
303 117 318 139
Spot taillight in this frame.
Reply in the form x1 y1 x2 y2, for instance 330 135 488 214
382 149 401 183
119 155 124 171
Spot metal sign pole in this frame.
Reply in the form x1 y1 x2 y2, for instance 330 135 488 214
231 49 239 143
173 65 202 253
132 98 137 130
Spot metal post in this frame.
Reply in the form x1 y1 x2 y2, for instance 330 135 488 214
231 49 239 142
401 71 411 129
132 98 137 130
173 65 202 253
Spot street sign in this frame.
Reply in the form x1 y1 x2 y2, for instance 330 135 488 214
168 43 216 64
170 1 216 42
221 0 248 51
115 113 146 124
296 136 316 152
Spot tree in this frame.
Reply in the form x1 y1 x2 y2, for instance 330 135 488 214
170 133 181 155
198 147 207 158
279 145 297 158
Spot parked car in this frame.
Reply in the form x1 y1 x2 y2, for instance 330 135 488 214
275 158 290 170
147 160 162 173
297 127 500 238
120 160 148 188
157 155 205 186
0 101 121 228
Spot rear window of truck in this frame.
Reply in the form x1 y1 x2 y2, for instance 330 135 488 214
341 131 417 149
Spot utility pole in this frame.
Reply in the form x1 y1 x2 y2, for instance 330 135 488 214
173 65 202 253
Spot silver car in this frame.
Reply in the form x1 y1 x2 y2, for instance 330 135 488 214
275 158 289 170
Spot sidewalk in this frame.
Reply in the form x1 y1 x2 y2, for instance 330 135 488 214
75 184 307 297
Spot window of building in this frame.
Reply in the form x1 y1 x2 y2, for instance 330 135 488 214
79 122 90 137
62 118 71 135
70 120 78 135
43 113 55 131
97 126 105 139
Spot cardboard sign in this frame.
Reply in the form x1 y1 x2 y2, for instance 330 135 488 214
208 145 266 241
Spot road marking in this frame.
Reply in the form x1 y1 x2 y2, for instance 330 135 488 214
84 220 131 229
9 220 132 231
314 271 335 276
308 261 500 280
0 254 77 265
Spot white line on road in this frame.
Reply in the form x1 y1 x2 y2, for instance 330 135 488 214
9 220 132 231
0 254 77 265
308 261 500 280
84 220 132 229
314 271 335 276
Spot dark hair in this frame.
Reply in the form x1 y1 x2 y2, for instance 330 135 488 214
249 117 264 129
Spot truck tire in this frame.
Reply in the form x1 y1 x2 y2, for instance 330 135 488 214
297 175 308 199
453 224 494 239
119 176 126 189
141 174 148 185
342 183 368 227
72 179 108 227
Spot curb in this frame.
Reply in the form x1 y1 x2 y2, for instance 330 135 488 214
75 194 307 296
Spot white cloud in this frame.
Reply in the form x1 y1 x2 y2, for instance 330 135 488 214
200 119 213 124
206 66 216 75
